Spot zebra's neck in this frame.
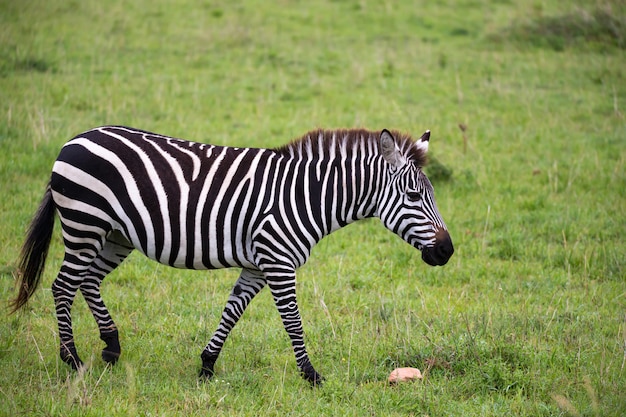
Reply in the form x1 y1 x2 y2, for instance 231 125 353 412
272 129 388 238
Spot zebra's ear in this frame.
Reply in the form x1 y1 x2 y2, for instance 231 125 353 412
415 130 430 153
380 129 406 168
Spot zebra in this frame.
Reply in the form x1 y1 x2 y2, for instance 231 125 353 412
10 125 454 385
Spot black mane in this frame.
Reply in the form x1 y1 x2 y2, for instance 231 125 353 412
273 129 428 167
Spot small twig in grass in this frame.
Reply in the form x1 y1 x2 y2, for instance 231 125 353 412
544 304 559 336
614 85 622 118
319 298 336 338
346 315 355 382
279 359 288 396
125 364 137 415
461 313 479 362
482 205 491 253
458 123 468 154
94 363 110 392
30 332 52 387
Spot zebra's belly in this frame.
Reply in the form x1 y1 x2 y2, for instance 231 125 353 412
131 234 258 271
166 254 257 271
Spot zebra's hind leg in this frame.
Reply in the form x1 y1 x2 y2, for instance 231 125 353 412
52 271 83 369
80 231 133 365
200 268 266 379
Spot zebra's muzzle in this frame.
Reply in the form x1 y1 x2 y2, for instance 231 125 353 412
420 229 454 266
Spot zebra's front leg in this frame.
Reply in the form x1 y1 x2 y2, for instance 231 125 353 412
266 272 323 386
200 268 266 379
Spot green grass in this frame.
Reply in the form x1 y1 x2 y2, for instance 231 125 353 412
1 0 625 415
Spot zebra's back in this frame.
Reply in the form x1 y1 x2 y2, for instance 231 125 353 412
51 126 278 270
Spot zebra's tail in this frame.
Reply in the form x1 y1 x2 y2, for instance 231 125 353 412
10 183 56 313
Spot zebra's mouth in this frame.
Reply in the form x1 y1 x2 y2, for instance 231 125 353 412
415 230 454 266
421 247 449 266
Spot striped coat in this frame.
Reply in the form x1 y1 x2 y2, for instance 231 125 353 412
12 126 453 384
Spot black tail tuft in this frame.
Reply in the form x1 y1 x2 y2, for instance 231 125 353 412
9 183 56 313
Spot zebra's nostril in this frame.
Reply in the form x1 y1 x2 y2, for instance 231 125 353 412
438 242 453 258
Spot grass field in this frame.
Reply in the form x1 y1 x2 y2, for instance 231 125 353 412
1 0 625 415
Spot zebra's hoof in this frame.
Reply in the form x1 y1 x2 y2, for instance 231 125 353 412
100 329 121 364
60 342 83 370
301 363 324 387
199 350 217 380
102 349 121 364
199 368 214 380
199 366 215 380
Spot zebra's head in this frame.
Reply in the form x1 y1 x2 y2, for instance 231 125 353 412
377 129 454 266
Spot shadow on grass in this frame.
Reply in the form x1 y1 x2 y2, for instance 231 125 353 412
490 4 625 51
0 52 55 77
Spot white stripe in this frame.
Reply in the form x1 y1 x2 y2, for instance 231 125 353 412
191 146 226 267
143 139 189 265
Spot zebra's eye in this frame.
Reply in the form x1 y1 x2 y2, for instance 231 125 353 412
406 191 422 202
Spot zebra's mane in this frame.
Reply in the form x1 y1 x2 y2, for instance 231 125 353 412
273 129 428 167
